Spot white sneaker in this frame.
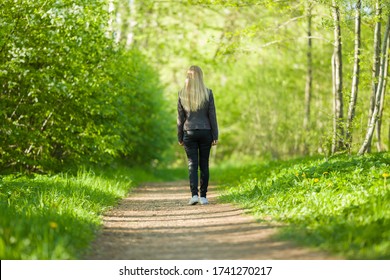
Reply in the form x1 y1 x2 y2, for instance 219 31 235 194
188 195 199 205
200 197 209 205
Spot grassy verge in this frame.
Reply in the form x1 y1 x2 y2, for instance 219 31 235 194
0 165 183 260
213 153 390 259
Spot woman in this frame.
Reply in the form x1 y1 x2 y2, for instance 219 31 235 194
177 65 218 205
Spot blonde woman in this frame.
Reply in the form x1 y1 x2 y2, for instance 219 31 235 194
177 65 218 205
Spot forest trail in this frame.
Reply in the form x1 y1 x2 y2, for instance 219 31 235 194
86 182 339 260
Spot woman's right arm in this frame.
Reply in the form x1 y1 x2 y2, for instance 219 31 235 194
208 90 219 143
177 95 185 144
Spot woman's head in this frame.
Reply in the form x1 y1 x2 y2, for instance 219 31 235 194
185 65 203 87
180 65 209 112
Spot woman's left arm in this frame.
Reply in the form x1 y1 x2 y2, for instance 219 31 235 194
177 95 186 144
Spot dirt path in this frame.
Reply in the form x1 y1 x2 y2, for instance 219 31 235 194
86 182 338 260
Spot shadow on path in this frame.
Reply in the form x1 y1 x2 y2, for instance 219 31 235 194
86 182 338 260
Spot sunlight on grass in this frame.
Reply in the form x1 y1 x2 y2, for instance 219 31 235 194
0 168 134 259
0 165 186 259
214 153 390 259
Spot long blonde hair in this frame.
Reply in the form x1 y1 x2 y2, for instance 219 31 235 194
179 65 209 112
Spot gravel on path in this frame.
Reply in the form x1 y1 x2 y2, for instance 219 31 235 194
86 182 338 260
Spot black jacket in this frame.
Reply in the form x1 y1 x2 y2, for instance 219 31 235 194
177 89 219 142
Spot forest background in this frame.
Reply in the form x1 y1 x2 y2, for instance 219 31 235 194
1 0 390 171
1 0 390 260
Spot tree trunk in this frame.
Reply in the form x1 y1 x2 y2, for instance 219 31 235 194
120 2 129 45
303 2 313 155
346 0 361 152
376 36 389 151
367 0 382 152
331 2 344 154
331 53 337 154
358 14 390 155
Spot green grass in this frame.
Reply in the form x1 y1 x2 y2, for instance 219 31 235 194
3 153 388 260
213 153 390 259
0 165 183 260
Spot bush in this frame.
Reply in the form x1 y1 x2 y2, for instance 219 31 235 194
0 0 172 172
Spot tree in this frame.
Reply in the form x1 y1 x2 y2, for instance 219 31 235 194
367 0 382 152
303 1 313 154
345 0 362 152
375 32 389 151
331 0 344 154
358 13 390 155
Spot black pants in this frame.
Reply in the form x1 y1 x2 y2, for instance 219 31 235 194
183 129 212 197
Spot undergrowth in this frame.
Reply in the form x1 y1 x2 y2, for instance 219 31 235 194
214 153 390 259
0 165 180 259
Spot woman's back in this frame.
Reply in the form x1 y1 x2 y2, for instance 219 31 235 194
177 65 219 205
